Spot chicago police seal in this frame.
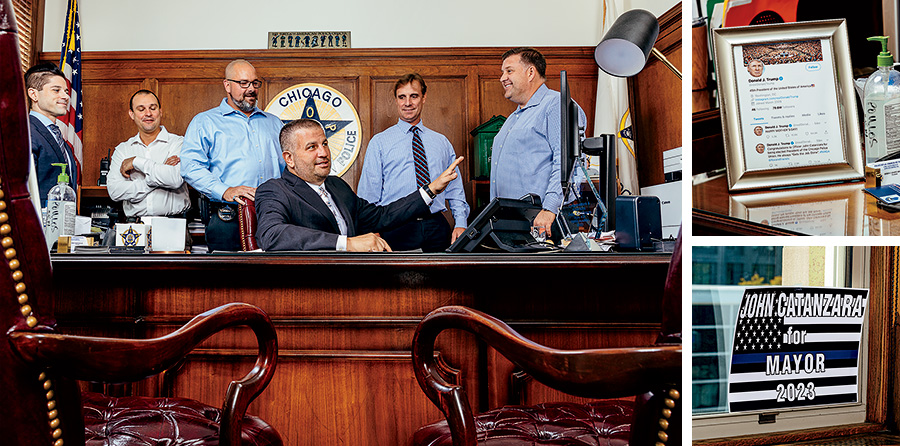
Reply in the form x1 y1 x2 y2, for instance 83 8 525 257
265 83 362 176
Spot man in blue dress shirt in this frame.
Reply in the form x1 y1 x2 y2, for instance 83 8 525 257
490 48 585 239
181 59 285 251
358 74 469 252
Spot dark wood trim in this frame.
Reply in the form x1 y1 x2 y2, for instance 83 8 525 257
866 247 893 426
656 4 682 53
692 108 726 176
626 3 683 188
692 423 884 446
30 0 43 68
692 209 805 236
50 252 671 271
41 46 598 66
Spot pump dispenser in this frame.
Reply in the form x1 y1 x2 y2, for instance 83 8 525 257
864 36 900 164
44 162 76 250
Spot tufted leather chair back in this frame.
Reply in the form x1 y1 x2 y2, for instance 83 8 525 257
238 200 258 251
410 229 682 446
0 1 87 444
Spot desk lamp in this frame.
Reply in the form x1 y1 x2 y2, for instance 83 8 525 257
583 8 681 202
594 8 682 80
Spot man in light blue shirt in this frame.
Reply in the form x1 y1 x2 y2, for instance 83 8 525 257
181 59 285 251
358 74 469 252
490 47 586 239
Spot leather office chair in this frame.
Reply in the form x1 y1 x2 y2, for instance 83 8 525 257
410 230 682 446
239 200 259 251
1 3 281 444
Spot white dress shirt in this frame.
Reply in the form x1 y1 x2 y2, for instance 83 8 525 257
107 126 191 217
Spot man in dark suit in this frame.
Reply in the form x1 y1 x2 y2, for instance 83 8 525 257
25 63 78 206
255 119 463 251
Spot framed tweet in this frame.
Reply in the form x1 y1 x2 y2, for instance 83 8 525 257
713 20 864 191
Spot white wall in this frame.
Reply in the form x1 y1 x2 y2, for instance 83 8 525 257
42 0 679 52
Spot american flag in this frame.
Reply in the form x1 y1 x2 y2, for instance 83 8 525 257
728 287 867 413
57 0 82 185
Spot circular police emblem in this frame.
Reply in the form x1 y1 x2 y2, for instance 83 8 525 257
265 83 362 177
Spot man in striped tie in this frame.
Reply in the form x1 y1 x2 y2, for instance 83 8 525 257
25 62 78 207
358 73 469 252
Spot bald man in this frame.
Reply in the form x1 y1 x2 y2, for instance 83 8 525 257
181 59 285 251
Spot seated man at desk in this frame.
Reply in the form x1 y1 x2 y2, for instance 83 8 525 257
255 119 463 252
107 90 190 218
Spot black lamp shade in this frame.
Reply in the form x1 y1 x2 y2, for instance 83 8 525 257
594 9 660 77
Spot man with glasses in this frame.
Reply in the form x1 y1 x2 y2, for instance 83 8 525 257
181 59 285 251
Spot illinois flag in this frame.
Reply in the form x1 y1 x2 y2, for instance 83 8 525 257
57 0 82 185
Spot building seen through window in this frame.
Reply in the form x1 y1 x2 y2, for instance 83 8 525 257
693 246 783 414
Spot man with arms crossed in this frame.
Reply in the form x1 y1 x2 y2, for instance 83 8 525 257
490 47 585 239
107 90 190 218
358 73 469 252
255 119 463 252
181 59 284 251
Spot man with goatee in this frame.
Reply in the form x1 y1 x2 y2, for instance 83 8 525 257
181 59 285 251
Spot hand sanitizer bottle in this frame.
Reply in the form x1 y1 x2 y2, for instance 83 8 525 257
864 36 900 165
44 163 76 250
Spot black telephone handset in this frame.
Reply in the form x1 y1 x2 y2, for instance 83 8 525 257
98 148 110 186
98 157 109 186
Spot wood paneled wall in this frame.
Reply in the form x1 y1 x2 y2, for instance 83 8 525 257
39 47 600 195
50 253 672 446
628 5 683 188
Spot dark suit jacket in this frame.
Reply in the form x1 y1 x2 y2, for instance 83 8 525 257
255 168 430 251
30 114 77 203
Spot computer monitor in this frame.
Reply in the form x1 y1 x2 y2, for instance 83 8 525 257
560 70 581 193
559 70 617 231
446 194 559 253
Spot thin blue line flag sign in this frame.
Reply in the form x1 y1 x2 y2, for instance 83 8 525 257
728 287 868 413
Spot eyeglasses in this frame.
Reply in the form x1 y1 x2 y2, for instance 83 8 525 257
226 79 263 89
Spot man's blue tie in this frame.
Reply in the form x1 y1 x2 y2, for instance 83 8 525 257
411 126 429 188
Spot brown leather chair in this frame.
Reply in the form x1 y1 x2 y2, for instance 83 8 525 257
410 230 682 446
239 200 259 251
1 3 281 444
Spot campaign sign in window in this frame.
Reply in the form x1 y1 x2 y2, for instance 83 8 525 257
728 287 868 413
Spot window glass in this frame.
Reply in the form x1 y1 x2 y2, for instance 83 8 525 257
691 246 865 440
693 247 783 414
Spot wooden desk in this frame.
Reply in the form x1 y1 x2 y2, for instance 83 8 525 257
49 252 672 446
693 174 900 236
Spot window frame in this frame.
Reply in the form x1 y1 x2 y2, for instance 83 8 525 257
692 246 870 440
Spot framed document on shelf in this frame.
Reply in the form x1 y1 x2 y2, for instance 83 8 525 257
728 182 864 236
713 20 864 191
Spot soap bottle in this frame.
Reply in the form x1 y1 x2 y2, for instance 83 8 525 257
44 163 76 250
863 36 900 164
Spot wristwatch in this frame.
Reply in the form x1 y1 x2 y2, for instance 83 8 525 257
421 185 437 199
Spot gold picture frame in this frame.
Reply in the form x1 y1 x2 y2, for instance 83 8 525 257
713 20 863 191
728 182 865 236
